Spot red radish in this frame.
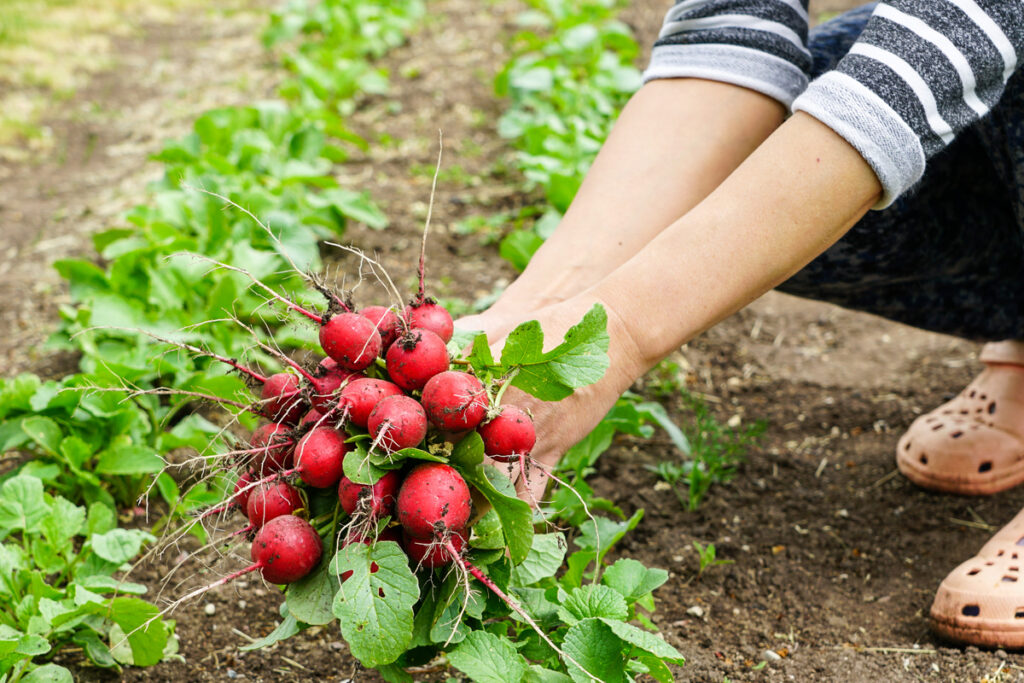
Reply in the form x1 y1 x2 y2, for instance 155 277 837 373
293 428 347 488
249 423 294 474
404 301 454 343
421 371 488 432
338 470 401 518
260 373 305 424
478 405 536 462
396 463 472 539
385 329 449 392
309 360 361 413
177 515 323 602
338 527 402 581
300 407 324 426
232 471 256 511
249 515 323 584
360 305 402 350
337 378 404 428
404 528 466 569
247 481 303 528
319 313 382 371
368 395 428 451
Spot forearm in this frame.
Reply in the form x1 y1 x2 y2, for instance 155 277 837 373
490 78 786 316
587 112 882 378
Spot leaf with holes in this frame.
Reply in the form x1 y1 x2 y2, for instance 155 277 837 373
331 541 419 667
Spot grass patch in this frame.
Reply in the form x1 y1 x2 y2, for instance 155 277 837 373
0 0 242 152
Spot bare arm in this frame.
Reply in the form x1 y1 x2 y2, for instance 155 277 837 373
463 79 786 334
508 112 882 498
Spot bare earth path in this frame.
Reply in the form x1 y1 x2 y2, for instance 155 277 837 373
2 1 1022 681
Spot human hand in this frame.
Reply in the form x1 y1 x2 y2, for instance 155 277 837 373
459 296 648 505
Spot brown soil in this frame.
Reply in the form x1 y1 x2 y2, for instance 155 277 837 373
3 1 1023 682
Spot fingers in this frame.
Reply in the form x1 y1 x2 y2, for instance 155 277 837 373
514 457 550 508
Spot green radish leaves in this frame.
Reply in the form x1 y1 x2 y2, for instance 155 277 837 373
331 541 420 668
465 303 610 401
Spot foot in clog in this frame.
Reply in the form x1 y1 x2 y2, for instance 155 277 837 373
932 507 1024 647
897 341 1024 496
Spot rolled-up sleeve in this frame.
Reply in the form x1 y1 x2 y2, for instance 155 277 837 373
792 0 1023 207
643 0 813 107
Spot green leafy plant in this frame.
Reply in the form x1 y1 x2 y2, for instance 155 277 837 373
691 540 733 580
494 0 641 268
647 393 766 510
1 1 425 676
0 473 173 681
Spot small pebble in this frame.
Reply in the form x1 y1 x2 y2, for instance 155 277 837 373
227 669 238 679
686 605 705 618
763 649 782 662
237 600 247 610
996 649 1007 659
204 603 216 616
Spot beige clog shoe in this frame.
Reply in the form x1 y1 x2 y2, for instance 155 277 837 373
897 341 1024 496
932 507 1024 647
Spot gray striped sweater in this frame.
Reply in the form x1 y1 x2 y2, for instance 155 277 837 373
643 1 1024 207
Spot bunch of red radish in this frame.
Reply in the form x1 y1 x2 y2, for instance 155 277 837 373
204 296 537 587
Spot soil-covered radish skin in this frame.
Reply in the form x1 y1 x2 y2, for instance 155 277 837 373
478 405 536 462
307 357 362 413
246 481 303 528
403 527 466 569
359 305 402 351
368 395 428 451
404 300 454 343
385 329 450 392
396 463 472 539
337 470 401 518
250 515 323 585
337 378 404 428
232 471 256 511
318 312 383 371
300 407 324 426
249 423 294 474
293 428 347 488
421 370 488 432
260 372 305 424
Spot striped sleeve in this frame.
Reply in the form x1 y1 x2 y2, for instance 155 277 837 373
643 0 812 107
792 1 1024 207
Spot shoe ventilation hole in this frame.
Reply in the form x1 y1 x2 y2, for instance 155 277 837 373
960 409 969 415
919 453 928 464
904 441 912 451
942 409 954 415
969 390 977 398
998 550 1005 557
1017 536 1024 546
989 401 997 414
962 605 981 617
981 394 988 400
987 561 996 566
1016 609 1024 619
1014 554 1019 560
926 417 937 424
968 568 981 575
1012 566 1019 571
932 424 944 431
1005 575 1019 582
979 461 993 473
951 431 964 439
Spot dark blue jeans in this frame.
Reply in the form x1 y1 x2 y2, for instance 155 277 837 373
778 5 1024 341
